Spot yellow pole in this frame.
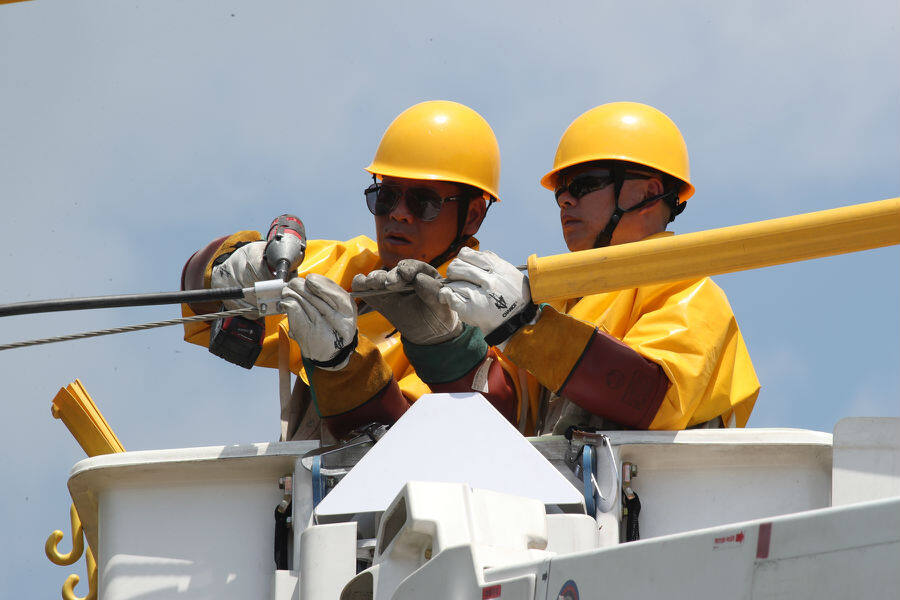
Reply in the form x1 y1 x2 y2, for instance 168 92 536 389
527 197 900 303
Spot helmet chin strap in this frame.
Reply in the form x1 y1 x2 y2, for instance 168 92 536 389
592 165 680 248
428 194 493 268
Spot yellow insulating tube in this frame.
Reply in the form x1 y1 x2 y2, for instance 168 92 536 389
527 197 900 303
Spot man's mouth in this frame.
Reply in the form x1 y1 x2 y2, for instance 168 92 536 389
561 216 581 228
383 230 413 245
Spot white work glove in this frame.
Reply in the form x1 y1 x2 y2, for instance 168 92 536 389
279 273 358 370
352 260 463 346
210 241 269 310
439 247 537 346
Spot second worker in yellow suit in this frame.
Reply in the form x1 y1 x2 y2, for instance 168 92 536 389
436 102 760 432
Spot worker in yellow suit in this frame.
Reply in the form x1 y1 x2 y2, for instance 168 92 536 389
180 101 523 441
438 102 760 431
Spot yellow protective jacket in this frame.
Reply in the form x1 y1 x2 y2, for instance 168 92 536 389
504 232 760 431
181 232 526 439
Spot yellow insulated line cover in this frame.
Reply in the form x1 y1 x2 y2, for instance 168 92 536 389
51 379 125 457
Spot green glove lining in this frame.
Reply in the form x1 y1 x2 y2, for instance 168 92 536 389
402 324 489 384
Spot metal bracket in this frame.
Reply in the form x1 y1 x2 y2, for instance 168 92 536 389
243 280 288 316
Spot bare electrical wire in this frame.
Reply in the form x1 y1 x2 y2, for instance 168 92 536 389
0 308 258 352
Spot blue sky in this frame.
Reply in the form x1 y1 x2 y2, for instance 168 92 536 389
1 0 897 596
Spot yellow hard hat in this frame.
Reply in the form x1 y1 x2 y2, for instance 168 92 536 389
541 102 694 202
366 100 501 201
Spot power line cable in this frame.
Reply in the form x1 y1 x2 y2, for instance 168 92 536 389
0 307 257 352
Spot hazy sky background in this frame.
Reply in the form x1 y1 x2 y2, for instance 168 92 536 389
1 0 898 596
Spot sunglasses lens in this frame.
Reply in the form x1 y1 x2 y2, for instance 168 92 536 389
573 175 614 199
554 185 567 201
368 184 403 216
406 188 444 221
567 178 590 199
366 183 457 221
364 184 380 215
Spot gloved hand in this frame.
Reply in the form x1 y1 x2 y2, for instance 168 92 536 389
352 260 463 345
211 241 269 310
280 273 358 370
438 247 537 346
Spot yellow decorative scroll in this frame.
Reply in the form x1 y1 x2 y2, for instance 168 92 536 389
48 379 124 600
45 504 85 566
62 545 97 600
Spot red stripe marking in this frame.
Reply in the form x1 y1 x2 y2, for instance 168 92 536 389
756 522 772 559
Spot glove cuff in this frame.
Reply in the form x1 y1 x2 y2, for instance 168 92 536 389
402 324 488 384
484 301 539 347
308 331 359 369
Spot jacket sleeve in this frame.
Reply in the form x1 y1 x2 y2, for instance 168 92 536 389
305 334 410 438
503 306 670 429
401 325 519 425
620 279 760 429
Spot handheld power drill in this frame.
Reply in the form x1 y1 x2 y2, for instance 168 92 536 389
208 215 307 368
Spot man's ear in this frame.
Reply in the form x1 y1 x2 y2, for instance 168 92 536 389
646 177 664 198
462 197 488 236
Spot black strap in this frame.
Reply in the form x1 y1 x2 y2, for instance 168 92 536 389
623 490 641 542
210 239 260 269
593 164 682 248
484 300 538 346
668 194 686 221
308 331 359 369
593 165 627 248
428 196 494 269
273 500 292 569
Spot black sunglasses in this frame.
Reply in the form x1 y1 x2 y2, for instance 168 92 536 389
554 169 655 205
364 182 471 222
554 172 615 203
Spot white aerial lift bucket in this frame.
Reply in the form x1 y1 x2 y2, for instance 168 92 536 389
66 395 900 599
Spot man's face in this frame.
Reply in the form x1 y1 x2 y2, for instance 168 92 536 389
373 176 468 268
556 165 664 251
556 166 617 252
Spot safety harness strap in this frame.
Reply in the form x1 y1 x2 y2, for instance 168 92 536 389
623 491 641 542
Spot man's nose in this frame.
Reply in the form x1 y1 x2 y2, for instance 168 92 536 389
557 192 578 208
388 193 415 223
